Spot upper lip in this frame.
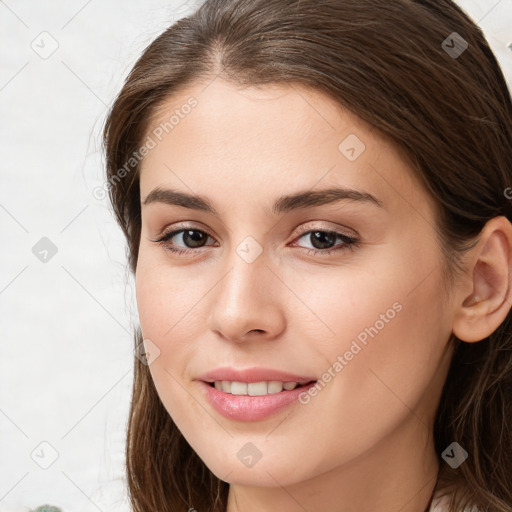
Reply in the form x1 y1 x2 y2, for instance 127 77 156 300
198 366 317 384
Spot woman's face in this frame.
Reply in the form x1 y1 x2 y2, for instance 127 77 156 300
135 78 455 487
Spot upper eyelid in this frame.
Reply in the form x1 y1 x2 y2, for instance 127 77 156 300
157 220 357 239
155 223 358 246
291 222 357 239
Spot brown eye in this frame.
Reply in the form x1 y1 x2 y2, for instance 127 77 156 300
292 230 360 256
152 228 216 255
151 226 360 257
176 229 209 248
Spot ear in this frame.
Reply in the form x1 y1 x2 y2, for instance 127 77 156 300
452 216 512 343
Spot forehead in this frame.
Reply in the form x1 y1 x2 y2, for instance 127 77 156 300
138 78 433 220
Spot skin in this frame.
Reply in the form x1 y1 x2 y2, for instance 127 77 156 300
135 77 512 512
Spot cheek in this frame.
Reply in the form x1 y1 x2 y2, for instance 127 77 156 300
134 252 229 431
135 251 206 343
322 277 444 419
285 253 448 425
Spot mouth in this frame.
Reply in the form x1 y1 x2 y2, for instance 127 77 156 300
197 367 318 421
200 379 318 422
204 380 317 396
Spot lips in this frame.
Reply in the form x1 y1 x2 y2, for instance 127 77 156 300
197 366 318 421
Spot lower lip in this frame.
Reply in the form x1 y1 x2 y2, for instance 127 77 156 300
199 381 317 422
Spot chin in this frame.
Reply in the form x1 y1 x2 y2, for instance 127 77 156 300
195 441 316 488
212 462 301 487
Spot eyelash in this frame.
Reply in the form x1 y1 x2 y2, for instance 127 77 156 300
151 225 361 257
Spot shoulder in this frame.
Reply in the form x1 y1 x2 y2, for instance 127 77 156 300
429 489 481 512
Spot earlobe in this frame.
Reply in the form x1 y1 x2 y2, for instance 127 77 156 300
452 216 512 343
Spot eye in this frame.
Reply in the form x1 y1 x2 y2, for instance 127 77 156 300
150 225 360 256
151 227 217 255
291 229 360 256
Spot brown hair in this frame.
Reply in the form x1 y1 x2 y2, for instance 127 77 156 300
102 0 512 510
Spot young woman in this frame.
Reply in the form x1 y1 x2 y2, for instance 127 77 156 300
102 0 512 510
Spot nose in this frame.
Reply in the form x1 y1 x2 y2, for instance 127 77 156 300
206 251 286 344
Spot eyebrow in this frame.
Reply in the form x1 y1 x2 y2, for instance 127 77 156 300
142 186 385 215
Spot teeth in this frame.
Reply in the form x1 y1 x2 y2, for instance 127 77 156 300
268 381 284 394
247 381 268 396
231 382 247 395
211 380 301 395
